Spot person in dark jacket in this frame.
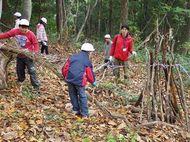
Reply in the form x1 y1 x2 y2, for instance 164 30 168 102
109 24 136 83
62 43 96 118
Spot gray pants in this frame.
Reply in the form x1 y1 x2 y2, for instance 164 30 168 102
113 58 129 79
16 57 40 89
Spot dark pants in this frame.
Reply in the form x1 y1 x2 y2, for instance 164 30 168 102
41 42 48 55
16 57 40 89
68 83 89 117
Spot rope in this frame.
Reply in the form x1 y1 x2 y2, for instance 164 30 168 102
95 62 190 79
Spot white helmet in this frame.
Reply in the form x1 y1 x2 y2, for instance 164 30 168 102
81 43 95 52
41 17 47 24
14 12 21 17
104 34 111 39
19 19 29 26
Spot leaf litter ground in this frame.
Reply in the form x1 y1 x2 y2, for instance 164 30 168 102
0 45 190 142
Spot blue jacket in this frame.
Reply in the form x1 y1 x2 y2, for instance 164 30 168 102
62 51 95 87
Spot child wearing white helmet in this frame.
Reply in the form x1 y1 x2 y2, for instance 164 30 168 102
103 34 112 68
62 43 96 118
0 19 41 95
13 12 22 28
36 17 48 54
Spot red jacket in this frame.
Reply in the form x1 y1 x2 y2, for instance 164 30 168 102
0 28 39 53
110 34 133 61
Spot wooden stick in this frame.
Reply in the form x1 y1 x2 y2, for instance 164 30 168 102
87 92 134 129
137 121 182 130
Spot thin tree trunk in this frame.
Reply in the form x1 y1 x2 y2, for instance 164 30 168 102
75 0 99 42
108 0 112 34
38 0 42 20
120 0 128 25
75 0 79 34
98 0 102 38
56 0 64 42
0 0 2 20
1 0 12 30
75 4 90 42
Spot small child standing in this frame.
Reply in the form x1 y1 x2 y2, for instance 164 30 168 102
103 34 112 68
62 43 96 118
36 17 48 55
13 12 22 28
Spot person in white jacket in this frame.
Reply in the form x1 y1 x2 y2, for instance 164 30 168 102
14 12 22 28
36 17 48 54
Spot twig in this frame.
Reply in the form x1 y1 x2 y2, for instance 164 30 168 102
87 91 134 129
136 121 182 130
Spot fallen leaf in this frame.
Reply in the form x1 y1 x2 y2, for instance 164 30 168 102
2 131 17 140
117 121 126 129
108 120 117 126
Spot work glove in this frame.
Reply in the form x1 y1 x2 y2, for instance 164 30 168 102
92 81 97 87
41 41 48 46
132 51 137 56
109 56 113 62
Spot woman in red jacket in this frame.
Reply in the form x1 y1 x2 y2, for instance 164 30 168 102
109 24 136 83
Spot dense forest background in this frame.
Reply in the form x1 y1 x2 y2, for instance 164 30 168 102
0 0 190 54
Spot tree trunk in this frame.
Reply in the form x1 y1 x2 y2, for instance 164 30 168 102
75 4 90 42
181 1 190 44
22 0 32 20
0 50 12 89
120 0 128 25
108 0 112 34
56 0 64 42
75 0 79 35
0 0 2 20
98 0 102 38
62 0 68 41
1 0 12 30
38 0 42 20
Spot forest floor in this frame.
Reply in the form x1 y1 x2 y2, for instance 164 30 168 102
0 44 190 142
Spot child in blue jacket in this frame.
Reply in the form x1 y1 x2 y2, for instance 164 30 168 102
62 43 96 118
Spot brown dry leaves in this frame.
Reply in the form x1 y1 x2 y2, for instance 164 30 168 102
0 45 189 141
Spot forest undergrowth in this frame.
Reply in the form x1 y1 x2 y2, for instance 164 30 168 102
0 44 189 142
